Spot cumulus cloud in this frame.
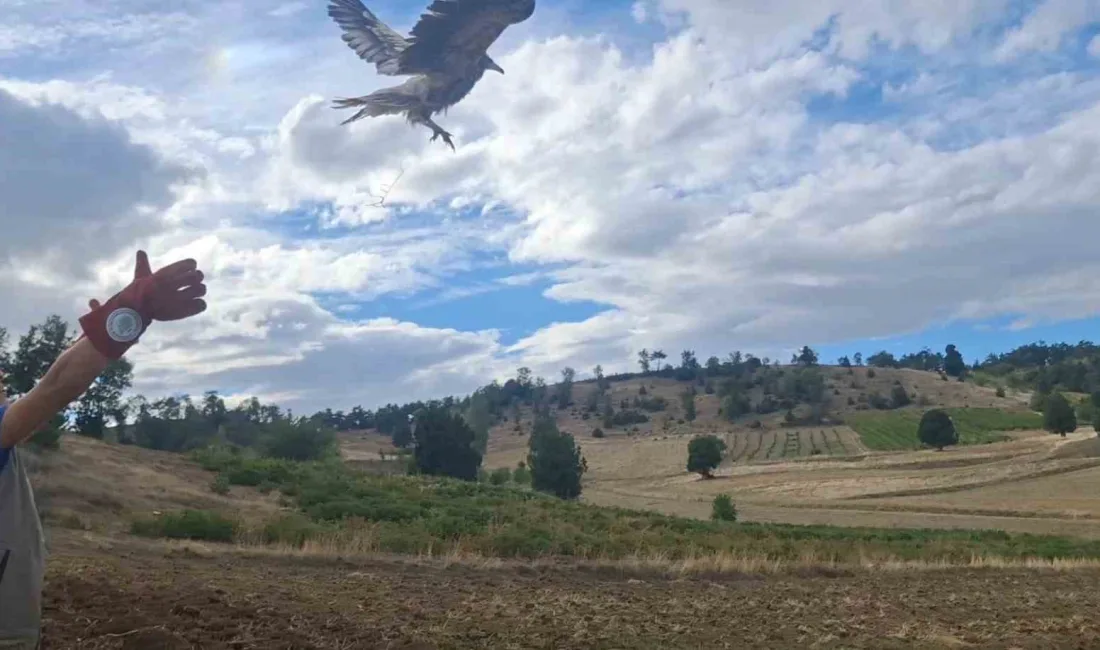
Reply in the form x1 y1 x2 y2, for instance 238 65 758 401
0 88 192 330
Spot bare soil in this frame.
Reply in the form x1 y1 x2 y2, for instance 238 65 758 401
40 537 1100 649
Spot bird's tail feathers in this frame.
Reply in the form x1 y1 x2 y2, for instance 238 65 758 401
332 91 418 125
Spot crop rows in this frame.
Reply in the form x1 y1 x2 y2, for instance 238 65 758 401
846 407 1043 451
727 428 853 463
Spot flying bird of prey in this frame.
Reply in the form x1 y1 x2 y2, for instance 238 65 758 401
327 0 536 150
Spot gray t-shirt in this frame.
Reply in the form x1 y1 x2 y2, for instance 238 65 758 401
0 406 46 643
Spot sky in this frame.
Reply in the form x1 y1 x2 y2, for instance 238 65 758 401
2 0 1100 413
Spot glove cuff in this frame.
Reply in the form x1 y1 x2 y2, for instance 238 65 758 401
79 288 152 359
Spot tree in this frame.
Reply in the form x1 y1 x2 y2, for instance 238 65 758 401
853 352 863 367
201 391 228 431
557 367 576 408
705 356 721 376
890 383 911 409
73 357 133 439
7 315 73 395
463 390 493 454
1043 392 1077 437
680 388 697 422
867 351 898 368
686 434 726 478
593 364 607 391
838 355 852 368
637 349 650 374
918 409 958 450
527 414 586 499
944 344 966 378
413 406 483 480
650 349 667 372
795 346 818 367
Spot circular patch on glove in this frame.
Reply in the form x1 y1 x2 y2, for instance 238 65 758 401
105 308 143 343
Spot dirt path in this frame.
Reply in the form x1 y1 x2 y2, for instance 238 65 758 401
40 543 1100 649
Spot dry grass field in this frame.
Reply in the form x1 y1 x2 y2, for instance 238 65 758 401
24 366 1100 649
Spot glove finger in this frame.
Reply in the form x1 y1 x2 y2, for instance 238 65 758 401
161 269 205 291
152 258 198 280
156 298 207 321
135 251 153 279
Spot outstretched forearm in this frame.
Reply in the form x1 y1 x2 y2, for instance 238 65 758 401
0 337 109 448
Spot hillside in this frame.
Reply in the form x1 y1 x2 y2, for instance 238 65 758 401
480 365 1033 462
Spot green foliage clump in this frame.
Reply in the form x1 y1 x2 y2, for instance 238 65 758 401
527 415 586 499
1043 393 1077 437
711 494 737 522
995 386 1007 398
489 467 511 485
412 406 483 481
210 473 231 495
890 384 911 408
512 463 531 485
262 419 337 461
687 435 726 478
591 427 605 438
131 509 237 542
918 409 958 450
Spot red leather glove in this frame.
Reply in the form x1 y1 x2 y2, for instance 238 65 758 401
79 250 207 359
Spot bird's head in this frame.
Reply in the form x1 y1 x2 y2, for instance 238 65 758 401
483 56 504 74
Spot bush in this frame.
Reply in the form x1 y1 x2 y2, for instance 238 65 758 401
687 435 726 478
262 419 337 462
890 384 911 409
262 512 322 547
611 410 649 426
918 409 958 450
489 467 511 485
592 428 605 438
512 464 531 485
131 510 237 542
995 386 1007 398
633 396 668 412
210 473 231 495
866 368 876 378
711 494 737 522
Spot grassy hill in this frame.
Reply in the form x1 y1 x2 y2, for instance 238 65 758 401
477 365 1036 459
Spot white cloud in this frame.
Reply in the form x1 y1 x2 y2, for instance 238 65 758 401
995 0 1100 61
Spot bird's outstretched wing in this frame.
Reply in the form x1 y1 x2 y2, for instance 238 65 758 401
399 0 536 73
327 0 410 76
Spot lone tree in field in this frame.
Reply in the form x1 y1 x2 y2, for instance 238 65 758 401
918 409 958 450
412 406 483 481
527 414 587 499
687 434 727 478
1043 392 1077 437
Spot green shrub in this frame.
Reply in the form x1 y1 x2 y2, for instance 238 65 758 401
995 386 1007 398
592 427 605 438
210 473 230 495
512 464 531 485
711 494 737 522
489 467 511 485
687 435 726 478
262 513 323 547
131 510 236 542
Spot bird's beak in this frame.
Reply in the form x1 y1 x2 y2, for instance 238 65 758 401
488 61 505 74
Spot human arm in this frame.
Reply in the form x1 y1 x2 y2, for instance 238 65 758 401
0 250 206 450
0 336 109 448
